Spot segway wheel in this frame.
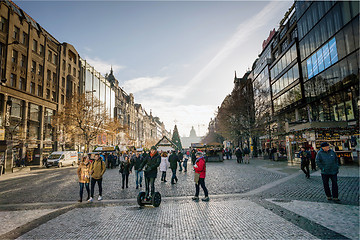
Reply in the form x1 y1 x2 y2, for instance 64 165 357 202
152 192 161 207
137 192 146 206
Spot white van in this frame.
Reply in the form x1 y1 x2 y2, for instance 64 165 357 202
46 151 78 168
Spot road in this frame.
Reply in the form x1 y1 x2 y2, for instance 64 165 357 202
0 158 358 239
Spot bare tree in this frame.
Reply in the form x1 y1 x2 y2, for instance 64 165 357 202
53 93 109 153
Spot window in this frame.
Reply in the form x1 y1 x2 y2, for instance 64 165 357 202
29 104 40 122
38 64 43 76
37 85 42 97
32 40 38 52
47 50 52 62
68 64 71 73
30 82 35 94
53 73 57 84
10 73 16 87
19 77 26 91
62 77 65 87
329 37 338 64
52 91 56 102
31 61 36 73
47 70 51 81
12 50 18 63
13 26 19 40
61 94 64 105
39 44 44 56
20 54 26 67
0 17 6 32
62 60 66 71
21 32 28 46
73 67 76 77
53 54 57 65
46 89 50 99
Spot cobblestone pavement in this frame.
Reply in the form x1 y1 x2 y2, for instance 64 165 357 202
0 158 358 239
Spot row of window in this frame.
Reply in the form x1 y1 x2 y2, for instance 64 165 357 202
270 44 297 79
273 84 302 112
271 64 299 96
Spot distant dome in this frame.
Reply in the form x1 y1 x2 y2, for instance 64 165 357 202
189 126 197 138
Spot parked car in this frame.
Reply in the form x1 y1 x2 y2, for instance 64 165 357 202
45 151 78 168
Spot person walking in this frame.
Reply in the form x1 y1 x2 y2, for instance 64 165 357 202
235 148 243 164
88 154 106 202
132 151 144 189
178 150 184 172
316 142 340 201
160 152 169 182
243 147 250 164
169 151 179 184
191 149 196 166
310 147 317 171
298 147 310 179
183 153 189 172
139 146 161 200
119 156 132 189
192 152 209 202
77 156 91 202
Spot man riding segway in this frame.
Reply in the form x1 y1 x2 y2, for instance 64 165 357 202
138 146 161 207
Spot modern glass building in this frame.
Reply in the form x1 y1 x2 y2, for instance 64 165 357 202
281 1 359 162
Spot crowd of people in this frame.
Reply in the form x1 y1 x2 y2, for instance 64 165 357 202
76 146 210 203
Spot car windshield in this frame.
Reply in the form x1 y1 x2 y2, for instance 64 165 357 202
48 154 62 159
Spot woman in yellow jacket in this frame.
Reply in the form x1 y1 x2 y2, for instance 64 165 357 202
77 156 91 202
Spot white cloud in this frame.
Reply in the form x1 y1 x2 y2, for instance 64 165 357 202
83 56 126 76
123 77 168 94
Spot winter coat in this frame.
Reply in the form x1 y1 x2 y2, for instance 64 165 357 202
243 148 250 155
178 152 184 161
298 150 310 163
77 162 91 183
169 153 179 170
194 157 206 178
90 159 106 180
235 149 243 158
140 151 161 178
119 160 132 175
132 155 144 171
316 148 339 175
159 157 169 172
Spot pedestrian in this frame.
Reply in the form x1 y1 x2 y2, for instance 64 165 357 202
243 147 250 164
316 142 340 201
178 150 184 172
310 147 317 171
191 149 196 166
298 147 310 179
139 146 161 200
229 149 233 159
183 154 189 172
235 148 243 163
132 151 144 189
169 150 179 184
77 156 91 202
192 151 209 202
160 152 169 182
88 153 106 202
119 155 132 189
107 153 113 169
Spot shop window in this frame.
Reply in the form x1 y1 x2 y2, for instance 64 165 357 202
29 104 40 122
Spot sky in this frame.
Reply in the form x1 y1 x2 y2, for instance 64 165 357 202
14 0 292 137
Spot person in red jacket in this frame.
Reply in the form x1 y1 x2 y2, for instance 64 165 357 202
192 151 209 202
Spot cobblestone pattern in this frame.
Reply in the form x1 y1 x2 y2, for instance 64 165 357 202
254 173 359 206
18 200 317 240
0 160 284 204
269 199 359 240
0 209 55 235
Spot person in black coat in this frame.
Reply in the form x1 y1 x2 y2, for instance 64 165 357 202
177 150 184 172
139 146 161 199
132 151 144 189
169 151 179 184
191 149 196 165
235 148 243 163
119 156 132 189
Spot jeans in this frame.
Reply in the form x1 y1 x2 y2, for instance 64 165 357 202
135 170 143 186
178 161 183 171
90 178 103 198
195 178 208 197
171 168 178 183
321 174 338 198
183 160 188 172
122 173 129 188
79 182 90 200
145 177 155 197
161 171 167 181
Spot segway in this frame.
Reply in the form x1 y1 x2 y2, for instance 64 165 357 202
137 191 161 207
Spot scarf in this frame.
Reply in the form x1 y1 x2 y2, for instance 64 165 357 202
150 151 157 157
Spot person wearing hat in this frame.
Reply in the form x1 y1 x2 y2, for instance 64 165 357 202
192 151 209 202
139 146 161 200
316 142 340 201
